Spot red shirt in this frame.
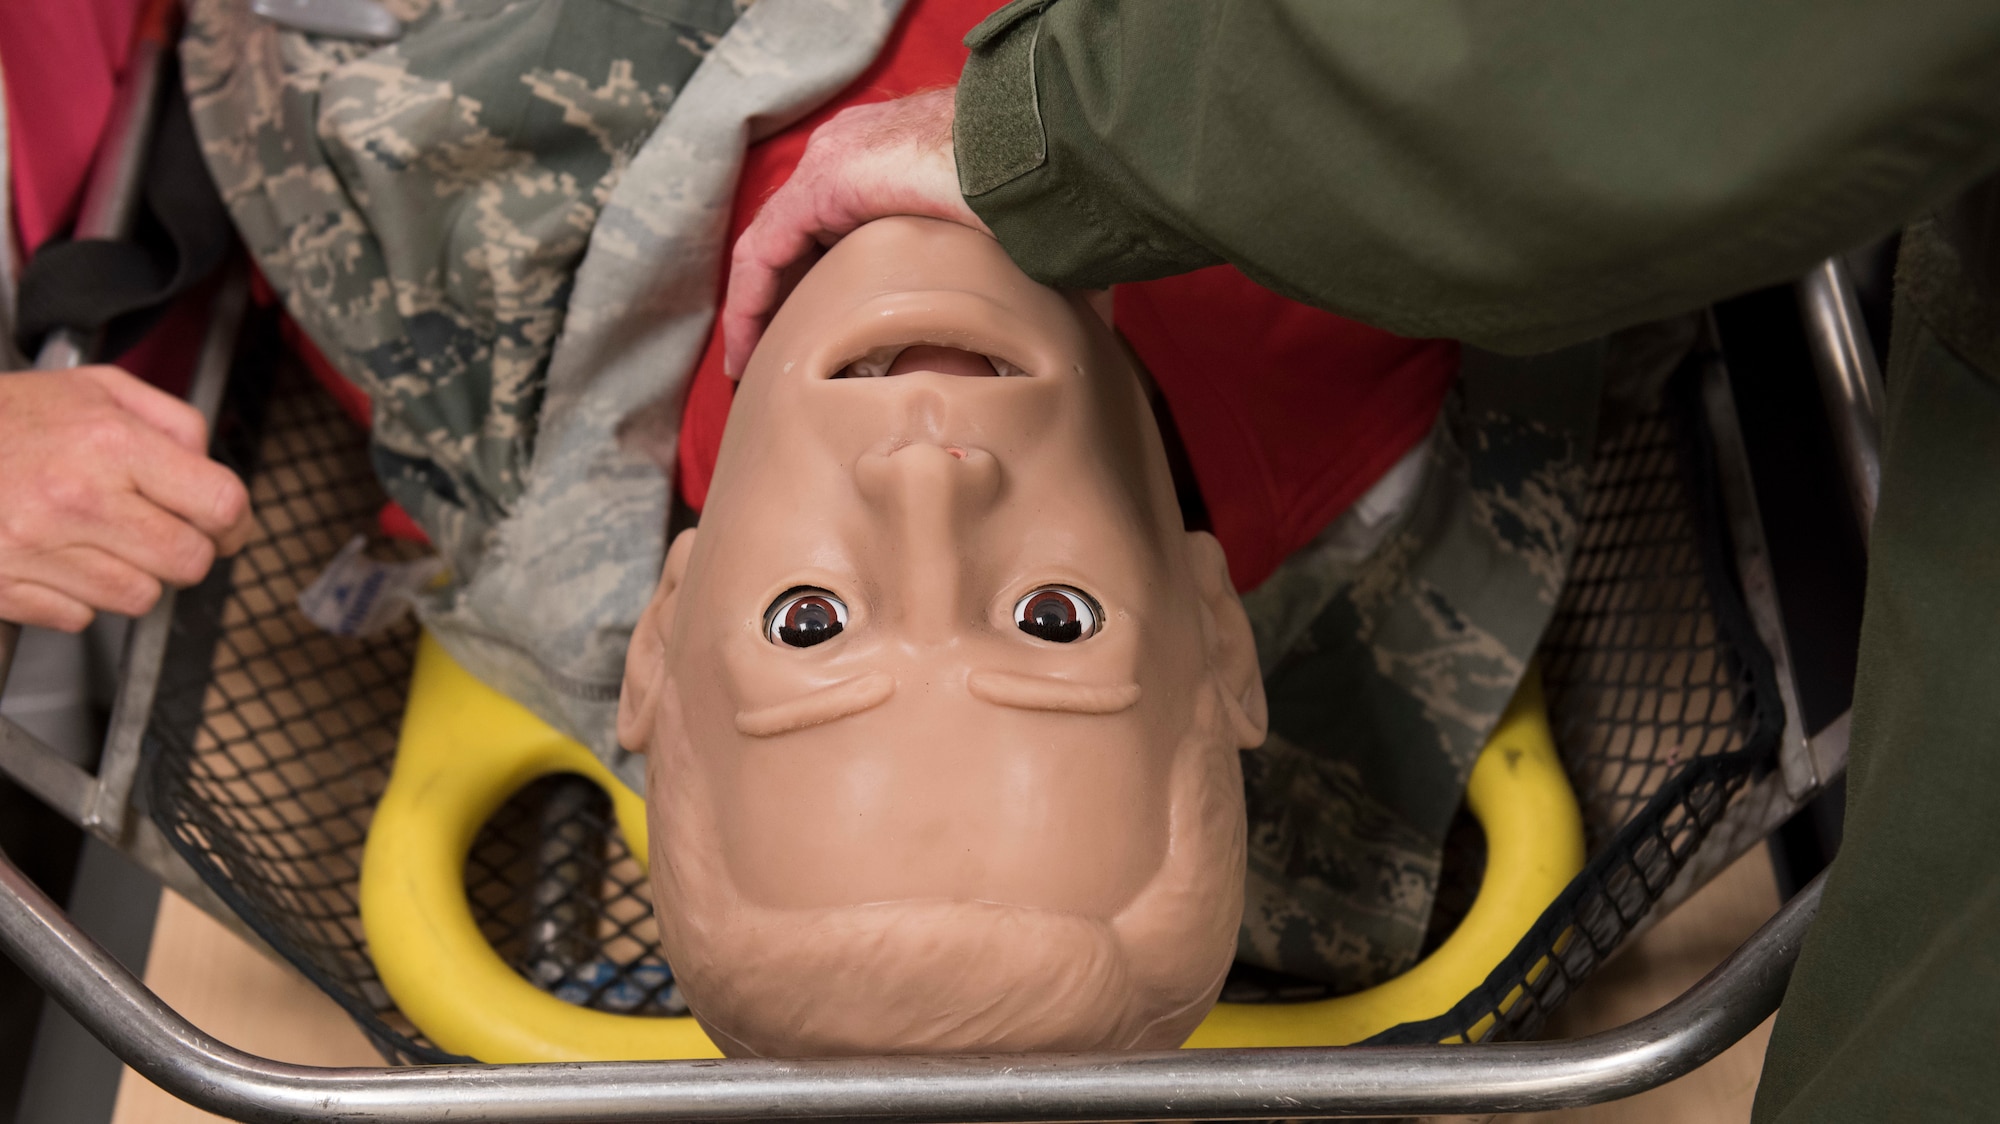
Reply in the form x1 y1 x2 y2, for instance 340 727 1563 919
249 0 1459 584
2 0 204 399
676 0 1459 591
0 0 147 255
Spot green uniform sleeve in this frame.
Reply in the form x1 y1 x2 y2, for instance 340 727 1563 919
955 0 2000 352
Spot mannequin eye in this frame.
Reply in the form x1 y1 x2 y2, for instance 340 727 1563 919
766 588 848 648
1013 586 1101 643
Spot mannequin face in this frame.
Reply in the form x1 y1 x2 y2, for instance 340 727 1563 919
619 217 1267 1057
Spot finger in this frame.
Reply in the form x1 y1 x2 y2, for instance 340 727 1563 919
3 545 164 620
15 419 238 584
722 239 829 381
0 580 96 633
26 472 220 590
721 93 976 378
91 492 221 588
76 365 208 453
723 187 838 378
118 423 252 542
214 499 257 556
723 109 906 377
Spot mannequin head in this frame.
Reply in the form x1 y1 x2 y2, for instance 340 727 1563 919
618 217 1267 1057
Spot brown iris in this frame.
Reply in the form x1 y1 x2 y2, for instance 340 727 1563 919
766 589 847 648
1014 586 1100 643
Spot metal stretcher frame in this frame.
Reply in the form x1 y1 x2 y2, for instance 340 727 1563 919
0 6 270 952
0 17 1889 1114
0 845 1821 1123
0 279 1874 1124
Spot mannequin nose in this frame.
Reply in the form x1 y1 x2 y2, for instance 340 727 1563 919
854 438 1002 639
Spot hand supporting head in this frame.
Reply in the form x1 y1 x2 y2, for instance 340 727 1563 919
620 217 1266 1057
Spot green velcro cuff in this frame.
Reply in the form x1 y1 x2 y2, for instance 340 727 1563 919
963 0 1052 49
956 0 1052 197
1900 177 2000 385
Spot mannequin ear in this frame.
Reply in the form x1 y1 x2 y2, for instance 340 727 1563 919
619 528 698 753
1185 530 1268 749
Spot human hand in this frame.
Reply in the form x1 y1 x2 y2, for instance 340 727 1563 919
0 366 253 631
721 87 989 378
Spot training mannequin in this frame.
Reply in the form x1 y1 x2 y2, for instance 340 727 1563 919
202 0 1596 1057
617 216 1270 1057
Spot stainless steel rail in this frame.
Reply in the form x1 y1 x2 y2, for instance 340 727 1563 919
0 624 21 718
0 830 1822 1124
0 50 1853 1113
1699 320 1829 802
1796 257 1888 537
0 271 246 829
1648 315 1843 918
87 266 250 840
0 0 176 692
0 269 262 944
0 0 258 938
1664 260 1884 921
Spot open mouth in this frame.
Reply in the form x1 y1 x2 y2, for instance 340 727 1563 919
832 344 1031 379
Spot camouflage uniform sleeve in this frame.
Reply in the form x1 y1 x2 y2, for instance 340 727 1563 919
1232 342 1607 989
183 0 905 784
426 0 905 790
183 0 740 580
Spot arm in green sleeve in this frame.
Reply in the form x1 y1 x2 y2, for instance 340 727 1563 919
955 0 2000 352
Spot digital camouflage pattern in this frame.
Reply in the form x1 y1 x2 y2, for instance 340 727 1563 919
183 0 742 575
182 0 905 784
182 0 1609 994
1233 343 1604 989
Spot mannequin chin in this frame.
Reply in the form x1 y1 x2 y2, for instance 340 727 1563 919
618 217 1268 1057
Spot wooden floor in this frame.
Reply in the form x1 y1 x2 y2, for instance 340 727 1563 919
1428 846 1782 1124
107 892 380 1124
109 849 1782 1124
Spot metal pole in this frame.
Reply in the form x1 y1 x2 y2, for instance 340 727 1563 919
0 829 1823 1123
0 0 176 697
1796 256 1888 536
0 625 19 704
87 267 251 839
